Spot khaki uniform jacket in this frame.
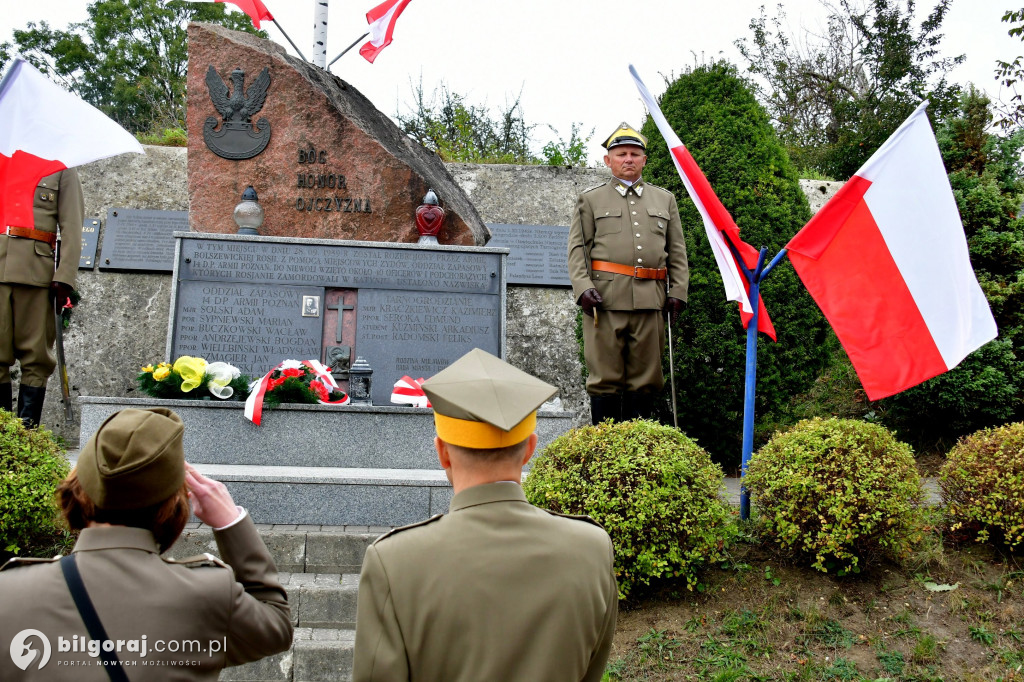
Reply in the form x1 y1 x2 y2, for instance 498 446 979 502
353 481 618 682
0 514 293 680
0 169 84 288
568 178 688 310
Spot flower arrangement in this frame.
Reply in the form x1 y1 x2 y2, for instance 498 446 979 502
244 360 349 425
138 356 251 401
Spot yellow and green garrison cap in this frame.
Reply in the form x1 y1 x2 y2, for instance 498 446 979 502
602 122 647 150
76 407 186 510
421 348 558 449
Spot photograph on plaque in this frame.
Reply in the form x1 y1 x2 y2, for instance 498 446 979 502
302 295 320 317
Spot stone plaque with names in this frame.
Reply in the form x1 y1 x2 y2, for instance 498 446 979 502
100 208 186 272
169 234 506 401
485 224 571 286
79 218 100 269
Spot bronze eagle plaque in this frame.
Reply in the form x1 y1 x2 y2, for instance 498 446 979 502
203 66 272 160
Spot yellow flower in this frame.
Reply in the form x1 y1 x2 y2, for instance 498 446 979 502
152 366 171 381
141 364 154 373
173 356 208 392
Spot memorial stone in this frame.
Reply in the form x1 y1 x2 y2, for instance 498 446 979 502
485 223 571 286
186 22 488 246
99 208 186 271
170 233 505 405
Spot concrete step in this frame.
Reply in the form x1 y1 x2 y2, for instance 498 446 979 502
219 627 354 682
279 573 360 630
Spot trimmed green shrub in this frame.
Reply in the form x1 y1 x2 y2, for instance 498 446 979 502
523 419 735 599
639 61 831 467
940 422 1024 550
0 410 70 555
746 417 923 574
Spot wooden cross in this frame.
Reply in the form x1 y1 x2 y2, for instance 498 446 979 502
327 299 355 343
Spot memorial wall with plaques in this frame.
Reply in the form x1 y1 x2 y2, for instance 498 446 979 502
169 233 506 405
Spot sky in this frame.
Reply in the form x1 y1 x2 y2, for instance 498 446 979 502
2 0 1021 164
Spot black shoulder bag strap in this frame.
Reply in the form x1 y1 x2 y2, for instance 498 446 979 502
60 555 131 682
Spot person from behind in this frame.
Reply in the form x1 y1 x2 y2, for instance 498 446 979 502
0 407 293 679
353 348 618 681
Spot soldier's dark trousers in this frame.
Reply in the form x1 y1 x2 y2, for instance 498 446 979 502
583 308 665 396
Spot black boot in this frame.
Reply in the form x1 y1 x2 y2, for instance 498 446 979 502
589 394 622 425
0 382 11 414
623 391 658 422
17 384 46 428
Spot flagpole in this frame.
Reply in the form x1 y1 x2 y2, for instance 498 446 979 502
328 32 369 68
272 19 308 61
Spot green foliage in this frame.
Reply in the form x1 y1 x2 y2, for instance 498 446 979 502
1 0 264 133
996 9 1024 130
737 0 963 179
940 422 1024 550
0 410 69 555
541 122 593 167
746 418 924 574
135 127 188 147
523 419 735 599
640 61 830 467
879 89 1024 448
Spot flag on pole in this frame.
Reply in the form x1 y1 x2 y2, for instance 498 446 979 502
183 0 274 29
360 0 412 63
0 58 143 237
786 101 997 400
628 65 776 340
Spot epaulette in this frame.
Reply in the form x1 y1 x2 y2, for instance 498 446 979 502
543 509 605 529
581 183 605 194
372 514 444 545
162 552 229 570
0 556 60 572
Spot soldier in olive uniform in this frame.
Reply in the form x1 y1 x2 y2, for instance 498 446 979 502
353 349 618 682
0 407 294 679
568 124 688 423
0 168 84 426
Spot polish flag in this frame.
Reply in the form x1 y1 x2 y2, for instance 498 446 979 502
0 59 143 236
184 0 274 29
786 101 997 400
391 375 431 407
360 0 413 63
629 65 776 340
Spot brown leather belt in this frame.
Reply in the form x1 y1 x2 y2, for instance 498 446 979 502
5 226 57 247
591 259 667 281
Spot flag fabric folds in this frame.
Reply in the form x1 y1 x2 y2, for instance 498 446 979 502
0 59 143 235
185 0 274 29
360 0 412 63
786 101 997 400
628 65 776 340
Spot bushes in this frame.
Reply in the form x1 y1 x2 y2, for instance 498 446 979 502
745 418 923 574
941 422 1024 550
0 410 70 555
523 420 734 599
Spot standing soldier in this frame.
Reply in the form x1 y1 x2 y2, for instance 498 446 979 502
568 123 688 424
0 168 83 426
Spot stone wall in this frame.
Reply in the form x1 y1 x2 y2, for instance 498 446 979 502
45 147 839 444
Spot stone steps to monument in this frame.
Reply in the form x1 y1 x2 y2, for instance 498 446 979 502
219 627 355 682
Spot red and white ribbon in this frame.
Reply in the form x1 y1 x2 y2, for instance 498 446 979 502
391 375 430 408
244 359 350 425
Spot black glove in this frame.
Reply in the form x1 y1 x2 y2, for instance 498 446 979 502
50 281 74 310
577 288 603 317
664 297 686 324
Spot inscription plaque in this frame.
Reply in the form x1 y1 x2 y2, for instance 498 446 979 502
100 208 185 272
485 224 571 286
79 218 100 269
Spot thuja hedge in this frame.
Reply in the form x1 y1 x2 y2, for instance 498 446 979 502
523 419 734 599
639 61 831 467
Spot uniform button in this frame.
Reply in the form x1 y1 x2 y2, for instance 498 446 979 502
632 211 637 215
636 233 641 237
637 258 643 263
605 212 610 216
630 201 636 204
637 245 643 250
634 222 639 226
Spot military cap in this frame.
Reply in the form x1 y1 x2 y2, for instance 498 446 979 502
602 122 647 150
421 348 557 449
76 407 186 510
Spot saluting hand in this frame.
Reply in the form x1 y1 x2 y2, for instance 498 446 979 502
185 462 241 529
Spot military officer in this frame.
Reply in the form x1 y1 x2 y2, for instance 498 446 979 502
353 348 618 682
568 123 688 423
0 168 84 427
0 407 294 679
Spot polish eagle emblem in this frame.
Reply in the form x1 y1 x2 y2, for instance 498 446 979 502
203 66 272 160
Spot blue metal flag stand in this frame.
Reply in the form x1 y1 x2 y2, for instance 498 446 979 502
727 243 788 520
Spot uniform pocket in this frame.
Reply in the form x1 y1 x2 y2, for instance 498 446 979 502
33 241 54 259
647 207 669 233
595 208 622 236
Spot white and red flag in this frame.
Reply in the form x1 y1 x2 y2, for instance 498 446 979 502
391 375 431 408
0 59 143 238
786 101 997 400
184 0 274 29
628 65 776 340
360 0 412 63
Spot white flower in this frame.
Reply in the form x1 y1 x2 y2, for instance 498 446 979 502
206 361 241 399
